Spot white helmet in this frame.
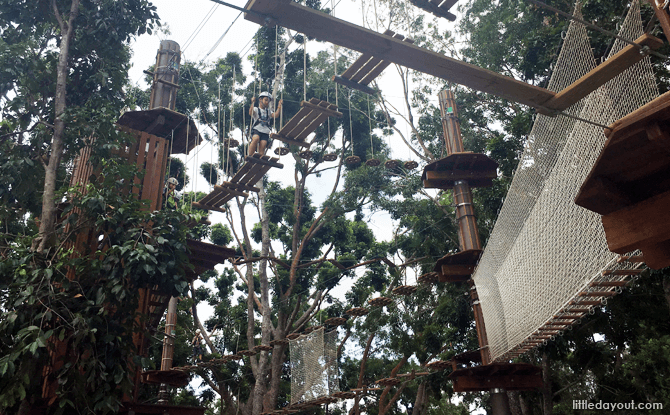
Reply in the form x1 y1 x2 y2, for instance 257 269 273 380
259 91 272 100
167 177 178 185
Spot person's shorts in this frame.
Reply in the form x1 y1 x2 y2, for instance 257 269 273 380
252 130 270 142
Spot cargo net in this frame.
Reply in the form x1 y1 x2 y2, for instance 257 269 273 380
473 0 657 362
289 327 339 404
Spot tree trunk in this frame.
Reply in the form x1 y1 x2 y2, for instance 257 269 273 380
36 0 81 253
541 352 552 415
662 276 670 312
508 391 522 415
252 182 273 415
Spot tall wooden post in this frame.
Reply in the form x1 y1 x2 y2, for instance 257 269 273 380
158 297 179 404
438 89 507 413
149 40 181 110
438 89 491 365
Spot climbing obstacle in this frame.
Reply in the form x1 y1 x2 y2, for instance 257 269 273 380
193 154 283 212
271 98 342 148
333 30 414 95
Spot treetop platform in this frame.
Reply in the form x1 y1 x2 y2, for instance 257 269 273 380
575 90 670 269
140 369 190 387
117 107 201 154
433 249 482 282
271 98 342 148
448 362 542 392
422 152 498 189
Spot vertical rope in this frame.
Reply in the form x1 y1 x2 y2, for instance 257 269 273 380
303 34 307 102
367 94 373 158
348 92 354 157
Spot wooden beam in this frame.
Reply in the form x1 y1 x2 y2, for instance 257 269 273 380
543 34 664 111
425 170 497 181
244 0 557 111
332 75 377 95
245 155 284 169
192 202 227 213
214 185 249 198
440 264 475 276
602 189 670 253
300 100 343 118
270 133 311 148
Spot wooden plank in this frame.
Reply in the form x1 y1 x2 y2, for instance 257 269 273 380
222 181 260 193
342 54 375 79
543 34 664 111
300 100 343 118
215 184 249 198
440 264 475 276
358 34 412 85
359 61 393 85
271 133 312 148
602 189 670 253
409 0 456 21
350 56 384 82
244 0 556 111
277 107 313 137
332 75 377 95
425 170 497 181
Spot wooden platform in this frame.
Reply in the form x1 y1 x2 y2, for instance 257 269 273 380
119 403 205 415
117 107 202 154
434 249 483 282
422 153 498 189
448 363 542 392
244 0 662 114
271 98 342 148
333 30 414 95
186 239 237 276
193 154 283 212
141 369 190 387
575 90 670 269
409 0 457 21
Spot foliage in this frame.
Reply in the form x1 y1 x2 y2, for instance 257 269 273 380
0 158 199 414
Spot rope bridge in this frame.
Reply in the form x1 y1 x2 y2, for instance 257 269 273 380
472 0 656 362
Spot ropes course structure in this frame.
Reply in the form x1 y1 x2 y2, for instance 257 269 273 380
109 0 670 413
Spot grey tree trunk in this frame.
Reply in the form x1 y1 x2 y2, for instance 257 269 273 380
36 0 81 253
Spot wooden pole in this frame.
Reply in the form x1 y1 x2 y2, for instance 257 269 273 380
438 89 489 365
158 296 178 404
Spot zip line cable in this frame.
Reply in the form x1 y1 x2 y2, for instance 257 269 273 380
204 11 243 60
183 3 219 52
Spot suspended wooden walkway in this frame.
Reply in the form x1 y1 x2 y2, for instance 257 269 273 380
244 0 663 114
271 98 342 148
409 0 457 21
333 30 414 95
193 154 283 212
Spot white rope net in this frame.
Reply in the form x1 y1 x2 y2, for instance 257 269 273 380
289 327 340 404
473 0 657 362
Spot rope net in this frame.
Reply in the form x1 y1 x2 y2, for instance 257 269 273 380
289 327 339 404
473 0 657 362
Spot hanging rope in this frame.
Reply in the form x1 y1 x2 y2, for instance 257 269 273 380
348 92 354 157
367 94 373 158
303 33 307 102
